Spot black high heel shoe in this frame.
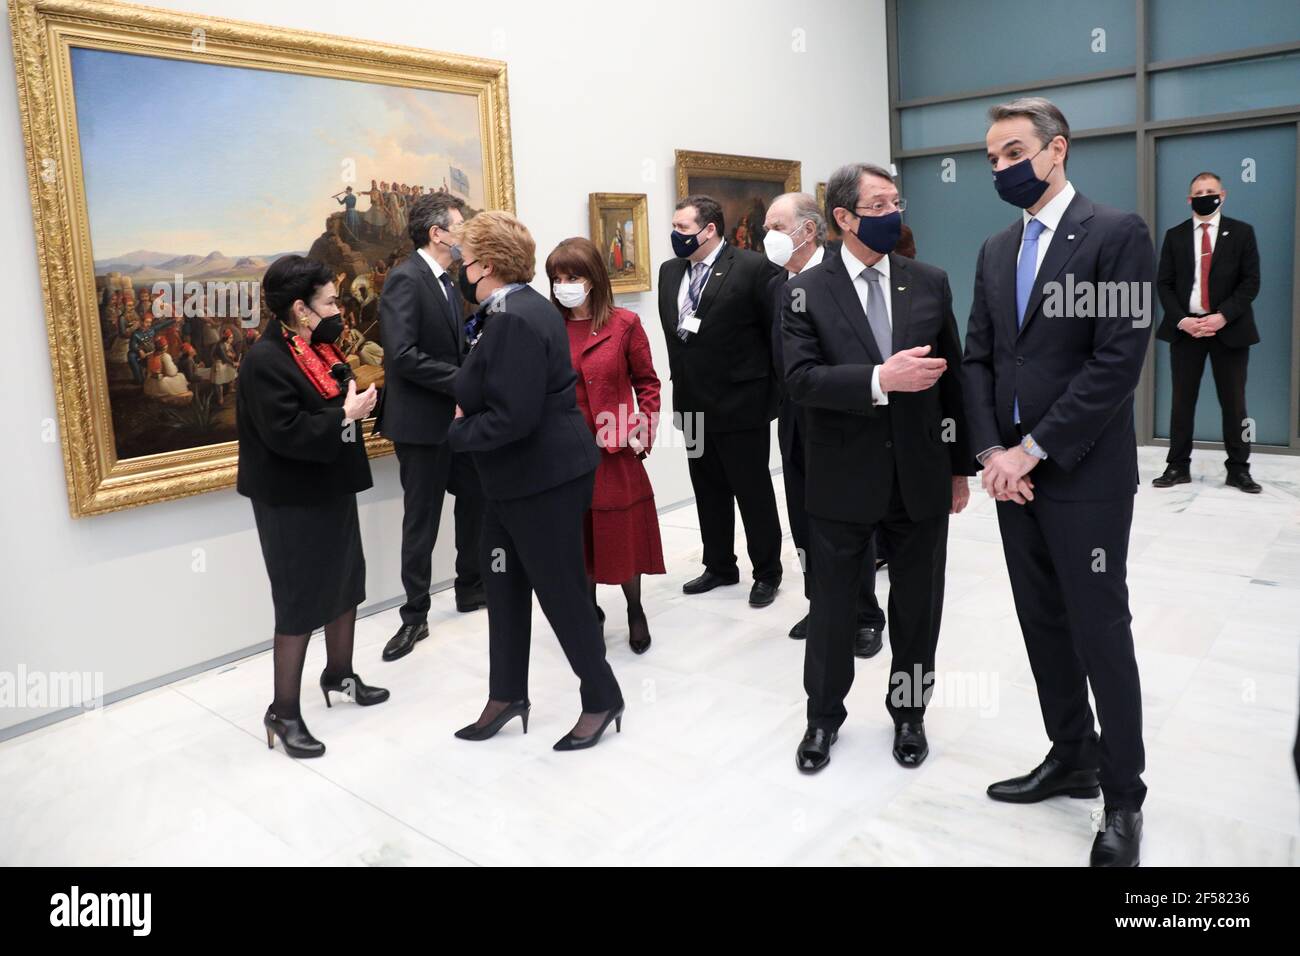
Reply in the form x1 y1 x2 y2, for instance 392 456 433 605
320 671 390 708
454 699 530 740
264 708 325 758
628 608 651 654
553 704 624 751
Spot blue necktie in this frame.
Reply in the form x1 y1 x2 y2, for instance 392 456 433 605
1013 217 1046 424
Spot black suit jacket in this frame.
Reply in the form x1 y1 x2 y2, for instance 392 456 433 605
236 319 373 505
769 244 840 461
782 248 973 526
657 242 783 431
374 252 465 445
1155 215 1260 348
447 284 599 500
962 191 1154 501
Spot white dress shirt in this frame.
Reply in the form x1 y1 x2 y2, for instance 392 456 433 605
416 245 449 300
676 238 726 317
839 242 893 405
1018 180 1076 274
787 243 825 278
1187 210 1221 316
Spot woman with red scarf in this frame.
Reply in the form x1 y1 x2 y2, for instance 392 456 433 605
236 255 385 759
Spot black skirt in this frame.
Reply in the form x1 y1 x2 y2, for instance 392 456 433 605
250 493 366 634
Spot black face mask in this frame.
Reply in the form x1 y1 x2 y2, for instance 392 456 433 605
1191 194 1222 217
309 311 343 345
459 260 483 304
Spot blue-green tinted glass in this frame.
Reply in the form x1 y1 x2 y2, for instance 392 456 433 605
1148 0 1300 61
1149 52 1300 121
897 0 1136 102
901 78 1135 152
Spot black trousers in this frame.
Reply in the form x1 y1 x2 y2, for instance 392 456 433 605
481 470 622 713
686 424 783 584
996 493 1146 810
447 450 485 592
394 441 484 626
780 411 884 627
1167 334 1251 471
804 476 947 731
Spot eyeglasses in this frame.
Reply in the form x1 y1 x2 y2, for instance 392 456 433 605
854 198 906 214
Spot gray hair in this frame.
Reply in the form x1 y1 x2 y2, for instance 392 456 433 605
777 191 827 244
408 192 468 248
987 96 1070 168
824 163 895 226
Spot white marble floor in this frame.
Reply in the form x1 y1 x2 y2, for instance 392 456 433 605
2 446 1298 866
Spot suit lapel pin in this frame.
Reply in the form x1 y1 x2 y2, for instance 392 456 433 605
1066 234 1075 240
1222 231 1230 236
897 286 906 292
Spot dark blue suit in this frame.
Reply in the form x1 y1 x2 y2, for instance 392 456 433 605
963 189 1154 809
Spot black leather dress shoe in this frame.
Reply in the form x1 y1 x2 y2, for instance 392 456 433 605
1152 466 1191 488
1090 808 1142 867
749 581 779 607
893 721 928 767
987 756 1101 803
382 622 429 662
320 671 390 708
455 584 487 612
682 570 740 594
1226 470 1262 494
796 726 837 773
854 625 883 658
789 614 809 640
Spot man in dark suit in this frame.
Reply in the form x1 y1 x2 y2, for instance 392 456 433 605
784 162 972 775
658 194 785 608
965 97 1153 867
1153 172 1262 493
762 192 885 655
374 192 485 663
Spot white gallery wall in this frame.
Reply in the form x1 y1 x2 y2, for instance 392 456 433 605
0 0 890 736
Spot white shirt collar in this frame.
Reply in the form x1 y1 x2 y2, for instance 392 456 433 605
1023 180 1076 235
789 243 825 277
696 237 725 270
840 241 891 282
415 245 446 280
1193 210 1222 231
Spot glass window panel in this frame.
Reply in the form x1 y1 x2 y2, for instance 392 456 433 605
900 77 1135 152
897 0 1136 102
1149 0 1300 62
1149 52 1300 121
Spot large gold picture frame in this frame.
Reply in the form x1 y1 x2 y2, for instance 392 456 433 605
588 192 650 294
674 149 800 254
8 0 515 517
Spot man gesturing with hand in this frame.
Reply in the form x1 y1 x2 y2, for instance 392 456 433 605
783 162 973 776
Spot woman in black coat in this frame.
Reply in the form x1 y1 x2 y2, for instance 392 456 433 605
237 255 387 758
447 211 624 751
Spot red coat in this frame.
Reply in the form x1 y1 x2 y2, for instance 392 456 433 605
569 306 662 511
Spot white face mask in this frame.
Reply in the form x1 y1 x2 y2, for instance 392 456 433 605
763 221 811 268
553 281 588 309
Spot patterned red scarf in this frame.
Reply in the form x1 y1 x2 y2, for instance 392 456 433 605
279 321 347 398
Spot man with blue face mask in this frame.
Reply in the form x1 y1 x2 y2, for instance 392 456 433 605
783 162 973 778
963 97 1155 867
657 194 786 609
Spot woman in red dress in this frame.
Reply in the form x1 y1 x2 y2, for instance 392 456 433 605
545 237 665 654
